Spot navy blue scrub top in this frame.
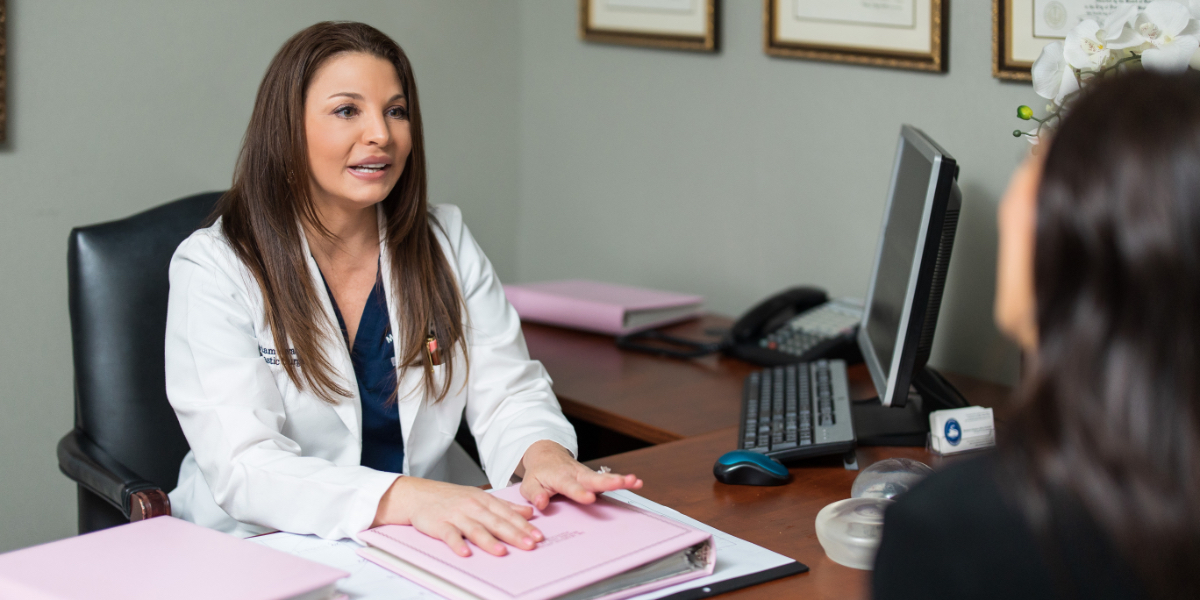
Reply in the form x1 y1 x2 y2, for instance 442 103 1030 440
320 267 405 474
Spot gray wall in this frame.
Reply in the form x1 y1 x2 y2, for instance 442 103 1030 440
515 1 1029 386
1 0 1035 553
0 0 519 553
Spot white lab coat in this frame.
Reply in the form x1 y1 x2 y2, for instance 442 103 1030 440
164 204 577 541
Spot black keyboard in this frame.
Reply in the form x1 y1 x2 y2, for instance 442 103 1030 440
737 359 856 460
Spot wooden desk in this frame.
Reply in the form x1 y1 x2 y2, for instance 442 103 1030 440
523 315 1014 600
583 429 975 600
524 314 1013 444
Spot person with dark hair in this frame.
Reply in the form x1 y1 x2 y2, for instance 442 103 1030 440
164 22 641 555
872 70 1200 599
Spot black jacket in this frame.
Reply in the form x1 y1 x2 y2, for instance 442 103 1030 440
872 454 1144 599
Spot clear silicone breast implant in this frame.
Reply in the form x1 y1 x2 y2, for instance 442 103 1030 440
814 497 891 570
850 458 934 500
815 458 934 570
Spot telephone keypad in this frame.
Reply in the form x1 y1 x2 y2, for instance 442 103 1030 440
759 301 861 357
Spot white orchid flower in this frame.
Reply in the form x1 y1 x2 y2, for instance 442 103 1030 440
1134 1 1200 73
1032 41 1080 104
1178 1 1200 69
1064 7 1142 71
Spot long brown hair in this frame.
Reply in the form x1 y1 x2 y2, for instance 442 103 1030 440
1003 70 1200 598
211 21 466 404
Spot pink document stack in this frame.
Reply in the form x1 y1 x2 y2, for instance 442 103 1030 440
503 279 703 336
358 485 716 600
0 516 347 600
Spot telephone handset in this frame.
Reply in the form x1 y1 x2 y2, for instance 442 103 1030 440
616 286 862 365
724 287 863 367
729 287 827 343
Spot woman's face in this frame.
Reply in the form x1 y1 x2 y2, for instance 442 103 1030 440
304 52 411 214
994 156 1041 352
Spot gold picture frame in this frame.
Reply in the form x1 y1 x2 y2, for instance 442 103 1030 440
764 0 946 72
1 0 7 143
994 0 1034 81
996 0 1113 81
579 0 718 53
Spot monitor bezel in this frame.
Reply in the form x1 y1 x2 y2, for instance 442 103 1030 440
856 125 956 408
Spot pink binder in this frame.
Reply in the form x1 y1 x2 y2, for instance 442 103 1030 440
503 280 703 336
0 516 347 600
357 486 715 600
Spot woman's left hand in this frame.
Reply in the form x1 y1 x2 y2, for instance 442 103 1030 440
516 440 644 510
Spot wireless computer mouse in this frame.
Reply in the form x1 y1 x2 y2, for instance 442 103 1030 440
713 450 790 486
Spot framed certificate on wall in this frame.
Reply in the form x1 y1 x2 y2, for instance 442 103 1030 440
994 0 1144 80
579 0 718 52
1 0 7 143
764 0 947 72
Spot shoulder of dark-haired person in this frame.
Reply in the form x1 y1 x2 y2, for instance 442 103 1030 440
871 453 1144 600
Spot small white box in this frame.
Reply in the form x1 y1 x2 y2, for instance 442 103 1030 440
929 406 995 455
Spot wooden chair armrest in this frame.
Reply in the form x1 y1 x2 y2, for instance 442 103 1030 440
57 429 170 521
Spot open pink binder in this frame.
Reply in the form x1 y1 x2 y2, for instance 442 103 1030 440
0 516 347 600
358 485 715 600
503 280 703 336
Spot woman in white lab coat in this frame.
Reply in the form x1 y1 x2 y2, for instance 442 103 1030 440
165 21 641 556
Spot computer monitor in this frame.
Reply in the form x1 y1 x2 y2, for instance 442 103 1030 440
853 125 966 443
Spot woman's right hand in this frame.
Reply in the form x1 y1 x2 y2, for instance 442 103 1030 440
373 477 544 557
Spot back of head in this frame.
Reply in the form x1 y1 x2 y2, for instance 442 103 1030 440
1012 70 1200 598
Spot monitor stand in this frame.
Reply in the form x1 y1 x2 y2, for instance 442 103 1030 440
851 366 968 446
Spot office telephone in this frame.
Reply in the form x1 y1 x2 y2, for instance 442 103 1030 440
724 287 863 366
615 286 862 366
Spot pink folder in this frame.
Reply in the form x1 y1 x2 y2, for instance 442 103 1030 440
357 485 715 600
503 280 703 336
0 516 347 600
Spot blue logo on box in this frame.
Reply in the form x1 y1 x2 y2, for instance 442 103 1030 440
945 419 962 446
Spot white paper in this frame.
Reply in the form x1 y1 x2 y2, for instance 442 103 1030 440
591 0 707 36
795 0 916 29
777 0 932 54
252 490 797 600
605 0 694 13
1033 0 1151 38
250 534 444 600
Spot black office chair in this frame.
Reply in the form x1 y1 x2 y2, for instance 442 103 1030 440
58 192 222 534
